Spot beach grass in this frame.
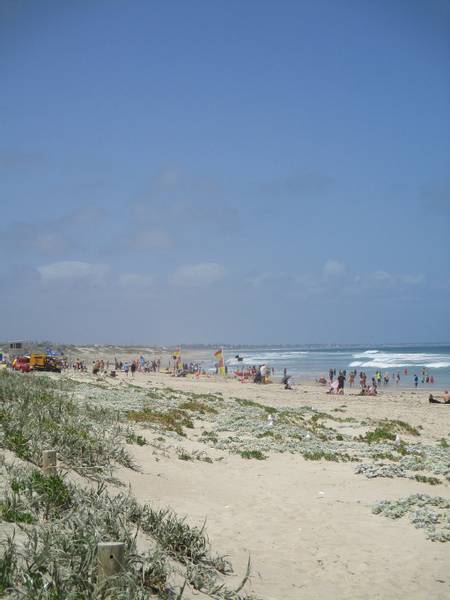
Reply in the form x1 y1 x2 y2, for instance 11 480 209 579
239 450 267 460
0 458 257 598
0 371 260 598
0 370 136 478
127 407 194 436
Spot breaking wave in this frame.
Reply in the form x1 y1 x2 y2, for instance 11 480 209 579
227 351 308 365
350 351 450 369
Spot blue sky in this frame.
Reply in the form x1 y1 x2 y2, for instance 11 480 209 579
1 0 449 345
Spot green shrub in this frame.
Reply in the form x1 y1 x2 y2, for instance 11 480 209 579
239 450 267 460
414 475 441 485
179 400 218 414
127 408 194 435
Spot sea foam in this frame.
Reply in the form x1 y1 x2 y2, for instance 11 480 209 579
350 351 450 369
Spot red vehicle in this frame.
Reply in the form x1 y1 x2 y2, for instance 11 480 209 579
13 356 30 373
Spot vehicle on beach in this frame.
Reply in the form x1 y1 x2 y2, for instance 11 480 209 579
29 353 62 373
12 356 31 372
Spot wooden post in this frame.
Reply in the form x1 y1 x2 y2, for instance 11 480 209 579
97 542 125 580
42 450 57 475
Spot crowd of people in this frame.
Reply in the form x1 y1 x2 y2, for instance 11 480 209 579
5 346 444 401
321 366 438 396
232 364 276 383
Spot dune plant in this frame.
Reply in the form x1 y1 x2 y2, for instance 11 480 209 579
0 462 254 598
0 371 136 478
127 407 194 436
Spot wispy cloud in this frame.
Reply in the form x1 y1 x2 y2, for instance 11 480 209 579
169 263 225 287
133 167 239 235
0 205 106 256
246 261 425 297
400 274 425 285
366 271 425 288
370 270 395 285
38 261 110 285
323 259 347 277
0 223 73 255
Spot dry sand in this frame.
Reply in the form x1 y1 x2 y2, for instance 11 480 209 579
61 360 450 600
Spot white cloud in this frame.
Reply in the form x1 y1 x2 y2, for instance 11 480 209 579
153 167 184 190
38 261 110 284
323 259 346 277
245 272 273 287
366 271 424 288
169 263 225 287
371 270 394 284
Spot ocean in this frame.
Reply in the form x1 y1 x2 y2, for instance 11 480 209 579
222 345 450 389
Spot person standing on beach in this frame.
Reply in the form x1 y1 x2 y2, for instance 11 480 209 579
337 371 346 393
414 374 419 388
376 371 382 387
130 361 136 377
349 372 355 388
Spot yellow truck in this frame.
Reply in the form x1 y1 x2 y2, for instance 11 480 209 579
30 353 62 373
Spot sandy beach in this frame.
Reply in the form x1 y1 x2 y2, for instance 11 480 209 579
49 357 450 600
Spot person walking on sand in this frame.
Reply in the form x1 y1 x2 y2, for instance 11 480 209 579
130 361 136 377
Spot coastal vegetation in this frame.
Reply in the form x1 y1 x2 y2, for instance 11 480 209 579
0 371 259 597
372 494 450 542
